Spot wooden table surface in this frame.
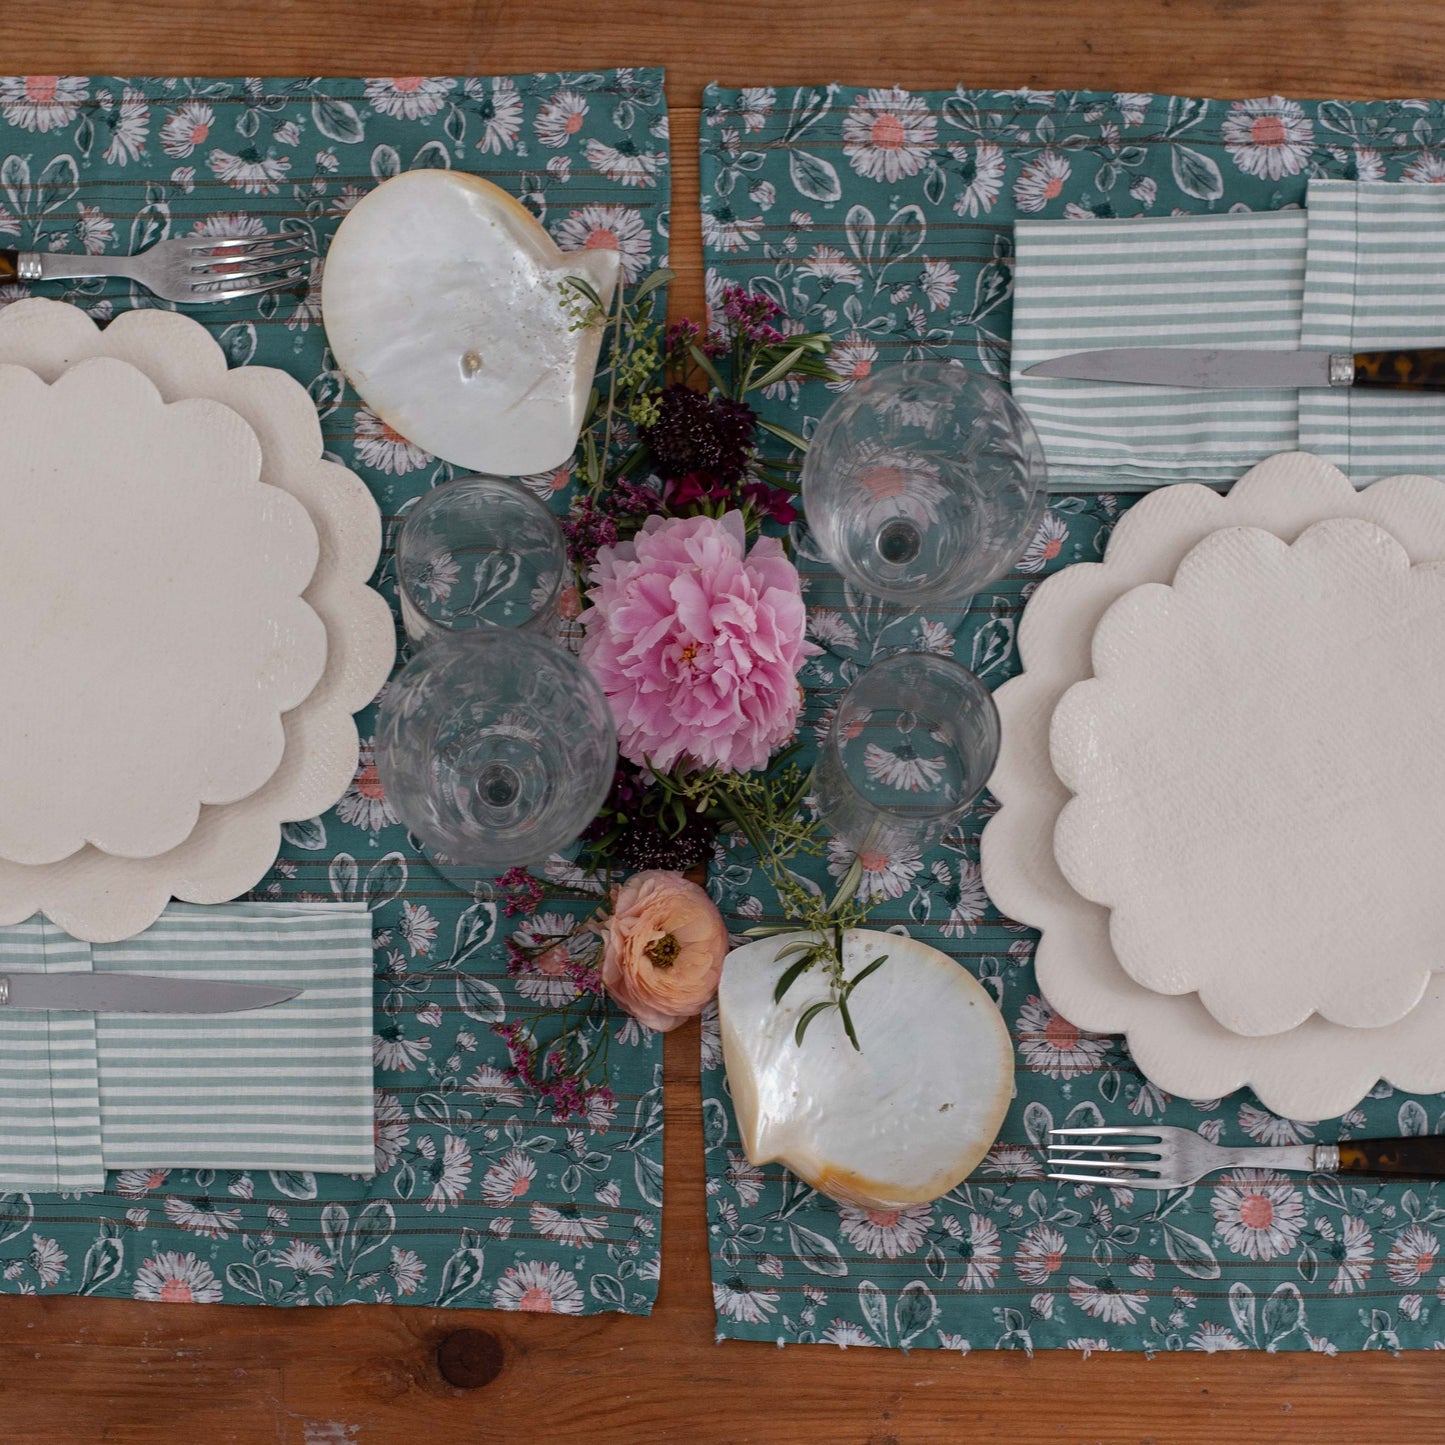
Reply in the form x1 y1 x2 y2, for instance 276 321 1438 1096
9 2 1445 1439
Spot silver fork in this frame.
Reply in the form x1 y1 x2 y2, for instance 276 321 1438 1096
1 233 310 304
1048 1125 1341 1190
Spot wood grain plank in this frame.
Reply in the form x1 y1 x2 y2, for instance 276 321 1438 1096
4 3 1445 1438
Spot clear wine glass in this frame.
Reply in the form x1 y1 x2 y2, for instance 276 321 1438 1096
801 360 1047 605
396 475 566 644
811 651 999 858
375 631 616 872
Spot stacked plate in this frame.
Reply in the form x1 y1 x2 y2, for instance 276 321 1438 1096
0 299 395 943
980 451 1445 1120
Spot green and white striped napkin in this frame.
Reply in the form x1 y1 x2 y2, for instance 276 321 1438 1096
0 902 374 1190
1011 183 1445 491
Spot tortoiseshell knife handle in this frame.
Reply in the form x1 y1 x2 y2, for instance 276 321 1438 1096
1351 348 1445 391
1335 1136 1445 1179
0 250 19 281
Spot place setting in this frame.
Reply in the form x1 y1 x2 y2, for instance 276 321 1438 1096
6 67 1445 1360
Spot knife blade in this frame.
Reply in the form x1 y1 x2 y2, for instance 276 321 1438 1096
0 972 302 1014
1022 346 1445 392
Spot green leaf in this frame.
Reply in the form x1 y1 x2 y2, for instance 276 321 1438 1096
858 1279 889 1343
450 900 497 967
787 1222 848 1277
410 139 451 170
895 1280 940 1347
269 1170 318 1201
36 154 79 215
688 343 730 396
773 954 818 1004
630 266 675 301
1162 1222 1221 1280
748 346 807 393
320 1203 349 1259
758 418 809 452
224 1263 265 1301
79 1231 123 1295
788 148 842 202
838 992 860 1051
1227 1281 1258 1345
845 954 888 997
1171 144 1223 201
828 856 863 912
794 999 833 1046
434 1244 485 1308
1262 1282 1303 1348
363 852 408 908
456 973 506 1023
349 1200 395 1267
280 814 326 850
312 95 365 145
370 144 401 181
217 321 257 368
564 273 605 309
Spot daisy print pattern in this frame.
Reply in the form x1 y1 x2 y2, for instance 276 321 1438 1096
1221 96 1315 180
535 90 588 147
825 837 923 901
335 739 397 833
0 70 675 1322
838 1204 933 1260
1210 1170 1305 1262
842 87 937 183
551 204 653 284
493 1260 584 1314
467 76 523 154
159 101 213 158
353 405 433 475
132 1251 222 1305
208 147 291 195
0 75 88 133
363 76 456 121
862 740 948 792
1015 993 1110 1078
696 79 1445 1354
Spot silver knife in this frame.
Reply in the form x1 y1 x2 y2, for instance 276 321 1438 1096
0 972 301 1013
1023 346 1445 392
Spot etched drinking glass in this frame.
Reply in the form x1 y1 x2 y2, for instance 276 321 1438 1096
396 475 566 643
811 651 1000 858
801 360 1047 605
375 630 616 872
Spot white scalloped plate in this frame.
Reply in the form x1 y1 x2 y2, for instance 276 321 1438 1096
979 451 1445 1119
0 356 326 864
0 300 395 942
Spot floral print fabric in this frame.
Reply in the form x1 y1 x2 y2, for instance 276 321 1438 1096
699 83 1445 1353
0 69 669 1313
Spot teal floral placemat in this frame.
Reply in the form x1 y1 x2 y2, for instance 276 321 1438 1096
699 83 1445 1353
0 68 668 1314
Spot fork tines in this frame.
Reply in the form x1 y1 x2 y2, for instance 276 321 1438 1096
186 234 310 297
1047 1125 1167 1187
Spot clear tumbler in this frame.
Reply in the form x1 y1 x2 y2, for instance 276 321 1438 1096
396 475 566 643
811 650 1000 858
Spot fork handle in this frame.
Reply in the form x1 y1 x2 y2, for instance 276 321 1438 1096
1336 1136 1445 1179
0 249 20 281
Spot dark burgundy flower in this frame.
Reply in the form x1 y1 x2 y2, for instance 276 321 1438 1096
640 384 757 489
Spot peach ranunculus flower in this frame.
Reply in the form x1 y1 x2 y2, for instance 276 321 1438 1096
598 870 728 1032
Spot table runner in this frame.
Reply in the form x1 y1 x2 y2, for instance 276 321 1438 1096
0 69 668 1313
700 83 1445 1353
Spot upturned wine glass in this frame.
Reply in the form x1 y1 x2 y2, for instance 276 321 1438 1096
375 630 616 872
801 360 1047 606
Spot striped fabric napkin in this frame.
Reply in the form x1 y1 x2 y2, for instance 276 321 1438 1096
0 902 374 1190
1010 181 1445 491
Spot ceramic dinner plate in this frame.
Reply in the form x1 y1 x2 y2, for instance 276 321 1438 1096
979 451 1445 1120
1051 516 1445 1036
0 355 326 865
0 300 395 943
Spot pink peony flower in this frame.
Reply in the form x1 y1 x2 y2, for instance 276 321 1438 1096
579 511 818 773
598 870 729 1031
